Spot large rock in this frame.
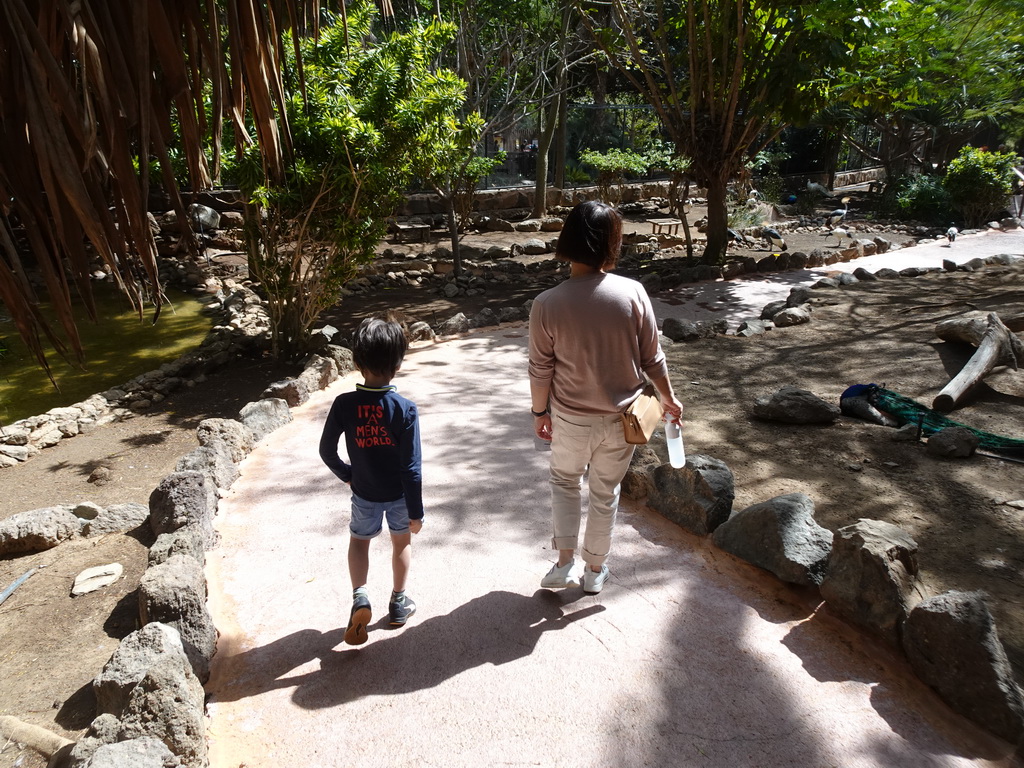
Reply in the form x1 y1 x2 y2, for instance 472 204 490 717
0 506 80 554
239 398 292 442
80 738 182 768
149 472 214 549
621 445 661 500
138 555 217 684
83 503 150 538
149 527 207 567
712 493 832 586
926 426 979 458
437 312 470 335
772 307 811 327
176 445 238 511
94 623 191 716
662 317 728 342
819 519 923 644
196 418 255 462
752 385 840 424
261 367 323 407
647 454 734 536
119 652 207 766
902 591 1024 743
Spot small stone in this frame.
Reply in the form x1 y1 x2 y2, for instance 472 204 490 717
89 466 114 485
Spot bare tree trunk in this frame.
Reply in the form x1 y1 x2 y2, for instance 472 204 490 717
554 89 567 191
703 174 729 264
445 194 462 276
532 97 559 218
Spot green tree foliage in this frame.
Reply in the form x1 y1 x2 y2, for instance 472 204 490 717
832 0 1024 186
579 148 649 205
942 146 1020 226
412 112 504 274
236 7 466 358
582 0 881 263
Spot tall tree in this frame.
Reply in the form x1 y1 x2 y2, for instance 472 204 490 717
0 0 340 374
581 0 881 262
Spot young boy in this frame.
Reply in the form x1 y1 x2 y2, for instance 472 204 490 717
319 315 424 646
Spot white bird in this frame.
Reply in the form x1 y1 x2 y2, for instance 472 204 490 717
747 189 762 201
946 226 959 243
829 227 856 247
827 196 851 227
762 227 788 251
806 179 835 198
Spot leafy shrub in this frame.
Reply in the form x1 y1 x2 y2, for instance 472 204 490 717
579 148 650 205
943 146 1020 227
894 174 951 224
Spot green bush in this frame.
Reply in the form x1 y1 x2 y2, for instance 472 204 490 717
943 146 1020 227
894 174 952 224
579 148 650 205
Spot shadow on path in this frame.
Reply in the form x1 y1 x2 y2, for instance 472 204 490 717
211 590 603 708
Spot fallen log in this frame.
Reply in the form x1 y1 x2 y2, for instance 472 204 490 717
0 716 73 765
933 312 1024 412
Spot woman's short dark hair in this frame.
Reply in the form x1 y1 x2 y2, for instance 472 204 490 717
352 314 408 378
554 200 623 270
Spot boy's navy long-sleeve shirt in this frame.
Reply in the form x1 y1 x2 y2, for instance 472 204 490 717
318 383 424 519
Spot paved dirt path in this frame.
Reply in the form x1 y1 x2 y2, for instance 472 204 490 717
654 228 1024 325
205 248 1022 768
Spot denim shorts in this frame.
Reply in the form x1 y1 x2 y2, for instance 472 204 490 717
350 493 411 539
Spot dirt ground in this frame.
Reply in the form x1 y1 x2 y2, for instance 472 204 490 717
1 201 1022 767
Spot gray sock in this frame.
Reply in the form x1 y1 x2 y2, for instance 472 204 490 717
391 590 405 603
353 586 369 601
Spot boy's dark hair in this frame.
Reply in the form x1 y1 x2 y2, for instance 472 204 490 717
352 314 408 378
554 200 623 270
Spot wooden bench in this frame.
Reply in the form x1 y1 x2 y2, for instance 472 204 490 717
648 218 683 235
392 221 431 243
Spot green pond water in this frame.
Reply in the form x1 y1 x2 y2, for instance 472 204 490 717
0 286 213 424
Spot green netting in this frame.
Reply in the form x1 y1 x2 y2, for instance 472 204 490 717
870 386 1024 457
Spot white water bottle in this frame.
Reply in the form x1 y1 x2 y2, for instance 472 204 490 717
665 418 685 469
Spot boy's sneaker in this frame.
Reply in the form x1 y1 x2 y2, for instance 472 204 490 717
389 595 416 627
540 560 577 589
582 565 610 594
344 596 372 646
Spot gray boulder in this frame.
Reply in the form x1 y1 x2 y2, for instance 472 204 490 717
661 317 728 342
119 651 207 766
926 426 979 458
773 306 811 327
470 308 500 328
760 300 788 320
621 445 661 500
0 506 80 555
902 591 1024 743
819 518 922 644
647 454 735 536
138 555 217 684
94 623 192 716
149 527 206 567
149 471 214 548
176 444 238 510
239 398 292 442
786 287 812 307
437 312 470 335
187 203 220 231
712 493 832 586
84 503 150 538
852 267 878 281
522 238 547 254
196 417 256 462
322 343 355 375
752 385 840 424
81 738 182 768
736 319 769 337
875 267 901 279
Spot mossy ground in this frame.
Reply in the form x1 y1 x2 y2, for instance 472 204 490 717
0 286 211 424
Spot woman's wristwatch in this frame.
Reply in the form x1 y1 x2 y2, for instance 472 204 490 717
531 408 548 417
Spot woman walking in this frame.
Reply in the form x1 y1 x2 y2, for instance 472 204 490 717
528 200 683 594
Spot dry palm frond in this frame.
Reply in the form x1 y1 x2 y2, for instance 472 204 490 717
0 0 352 375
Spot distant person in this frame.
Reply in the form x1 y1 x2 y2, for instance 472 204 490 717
319 314 424 645
528 201 682 594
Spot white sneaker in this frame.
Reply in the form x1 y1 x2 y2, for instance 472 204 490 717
582 565 610 594
541 560 577 589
